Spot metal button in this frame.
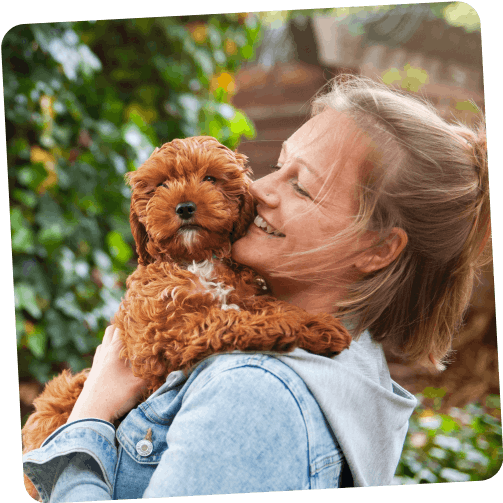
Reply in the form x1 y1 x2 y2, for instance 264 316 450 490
136 439 153 457
136 427 153 457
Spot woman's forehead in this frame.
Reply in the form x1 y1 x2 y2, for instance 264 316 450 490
286 109 370 179
286 109 368 155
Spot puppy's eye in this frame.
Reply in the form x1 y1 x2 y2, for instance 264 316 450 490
157 182 169 189
203 176 217 184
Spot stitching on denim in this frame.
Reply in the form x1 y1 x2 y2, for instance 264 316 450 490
41 418 115 448
311 450 344 475
186 355 313 479
26 428 116 491
194 354 343 483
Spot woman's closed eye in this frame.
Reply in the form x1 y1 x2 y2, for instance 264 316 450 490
270 165 312 199
291 182 311 198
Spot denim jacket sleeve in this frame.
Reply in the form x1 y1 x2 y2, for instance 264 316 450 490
23 418 117 502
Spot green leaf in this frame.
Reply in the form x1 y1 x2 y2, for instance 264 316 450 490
12 189 37 208
14 283 42 319
423 387 447 399
38 222 65 246
441 415 460 433
11 226 36 253
485 395 500 409
27 326 47 358
193 49 214 75
15 313 27 345
54 292 83 320
207 25 222 47
45 308 72 348
229 110 256 138
241 44 254 59
70 322 94 353
17 164 47 190
10 207 36 252
28 360 52 384
106 231 133 264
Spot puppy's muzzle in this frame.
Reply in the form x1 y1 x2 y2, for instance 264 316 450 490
176 201 197 220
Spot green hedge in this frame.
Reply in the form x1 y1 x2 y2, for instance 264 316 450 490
395 393 502 484
4 15 262 385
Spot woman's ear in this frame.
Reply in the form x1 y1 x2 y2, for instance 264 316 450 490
355 227 408 274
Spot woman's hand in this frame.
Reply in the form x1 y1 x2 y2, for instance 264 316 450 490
67 325 149 424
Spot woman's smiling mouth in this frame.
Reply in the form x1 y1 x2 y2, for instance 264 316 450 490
253 215 286 237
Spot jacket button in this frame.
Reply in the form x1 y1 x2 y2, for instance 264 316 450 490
136 439 153 457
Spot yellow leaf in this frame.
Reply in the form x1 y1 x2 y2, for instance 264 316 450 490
38 170 58 193
216 72 235 93
382 68 402 86
190 24 207 43
24 320 35 335
40 95 55 118
30 146 58 193
30 146 54 165
419 409 435 418
225 39 237 56
456 100 479 113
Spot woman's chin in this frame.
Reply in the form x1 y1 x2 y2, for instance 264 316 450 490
231 232 253 265
232 223 287 274
232 230 265 270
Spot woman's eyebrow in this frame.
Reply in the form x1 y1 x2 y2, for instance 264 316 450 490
282 141 322 181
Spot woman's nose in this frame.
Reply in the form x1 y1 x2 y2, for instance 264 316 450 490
250 175 280 207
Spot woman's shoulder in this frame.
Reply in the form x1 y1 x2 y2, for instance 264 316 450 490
184 352 339 452
188 352 312 398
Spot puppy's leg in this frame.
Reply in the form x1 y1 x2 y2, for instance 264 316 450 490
163 300 352 372
113 263 220 390
290 309 352 356
232 296 352 356
22 369 89 500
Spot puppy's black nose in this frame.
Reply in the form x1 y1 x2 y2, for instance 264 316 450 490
176 201 197 220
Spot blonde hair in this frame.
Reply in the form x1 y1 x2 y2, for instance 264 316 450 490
309 76 491 369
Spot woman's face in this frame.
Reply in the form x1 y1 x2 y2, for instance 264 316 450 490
232 109 369 285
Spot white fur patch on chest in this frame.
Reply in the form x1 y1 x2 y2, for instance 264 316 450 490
187 260 240 311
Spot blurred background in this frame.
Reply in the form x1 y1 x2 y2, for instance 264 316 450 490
3 2 500 485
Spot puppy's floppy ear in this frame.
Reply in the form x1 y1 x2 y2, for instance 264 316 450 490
125 171 153 266
231 170 255 243
129 206 152 265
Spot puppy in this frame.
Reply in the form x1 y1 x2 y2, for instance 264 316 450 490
22 137 351 499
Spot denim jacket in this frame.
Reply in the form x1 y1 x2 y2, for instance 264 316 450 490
24 352 347 501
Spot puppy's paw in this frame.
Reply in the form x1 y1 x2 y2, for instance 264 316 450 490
300 313 352 356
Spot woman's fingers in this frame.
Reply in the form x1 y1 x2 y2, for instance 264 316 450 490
111 326 123 343
102 324 116 346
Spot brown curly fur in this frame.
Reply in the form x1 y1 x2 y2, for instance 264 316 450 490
22 136 352 499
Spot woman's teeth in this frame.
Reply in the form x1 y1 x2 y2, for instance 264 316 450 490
254 215 285 237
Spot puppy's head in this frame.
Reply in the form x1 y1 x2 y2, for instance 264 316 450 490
126 136 254 264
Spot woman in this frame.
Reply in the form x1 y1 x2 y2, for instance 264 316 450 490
23 76 490 500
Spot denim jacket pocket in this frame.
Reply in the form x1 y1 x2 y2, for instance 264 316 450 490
116 405 170 464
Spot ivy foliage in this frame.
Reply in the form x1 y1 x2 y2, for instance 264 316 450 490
395 393 502 484
4 14 261 384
